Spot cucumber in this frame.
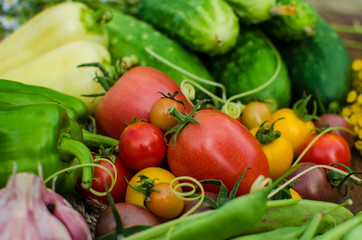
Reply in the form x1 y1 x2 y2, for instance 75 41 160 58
225 0 276 24
136 0 240 56
274 15 352 112
106 10 216 98
206 25 292 108
261 0 318 41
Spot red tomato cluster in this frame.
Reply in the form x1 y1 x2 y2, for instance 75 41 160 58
81 66 354 232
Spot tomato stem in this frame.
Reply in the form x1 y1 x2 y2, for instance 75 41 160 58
164 99 207 145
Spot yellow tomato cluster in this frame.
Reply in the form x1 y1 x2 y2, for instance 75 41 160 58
341 59 362 155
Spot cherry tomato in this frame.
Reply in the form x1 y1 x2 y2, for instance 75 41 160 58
150 93 184 132
146 182 184 220
240 101 272 130
125 167 180 209
270 108 315 156
80 155 133 204
119 121 166 171
96 66 193 139
298 132 351 170
167 109 269 196
250 125 294 180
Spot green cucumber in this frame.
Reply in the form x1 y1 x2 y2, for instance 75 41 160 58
206 24 292 108
106 10 216 98
262 0 318 41
136 0 240 56
274 15 352 112
225 0 276 24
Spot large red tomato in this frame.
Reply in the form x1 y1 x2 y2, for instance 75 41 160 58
95 66 193 139
167 109 269 196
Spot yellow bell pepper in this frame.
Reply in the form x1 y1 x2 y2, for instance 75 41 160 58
0 1 109 74
0 40 111 114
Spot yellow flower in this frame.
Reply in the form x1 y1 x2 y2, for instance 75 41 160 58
347 90 358 103
352 59 362 72
342 107 352 117
354 140 362 151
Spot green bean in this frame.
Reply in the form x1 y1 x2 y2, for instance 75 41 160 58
313 212 362 240
342 221 362 240
245 199 354 234
230 224 308 240
300 211 325 240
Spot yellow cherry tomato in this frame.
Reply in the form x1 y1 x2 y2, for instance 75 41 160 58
290 188 302 199
250 127 294 180
125 167 180 208
270 109 315 156
146 182 184 220
240 101 272 130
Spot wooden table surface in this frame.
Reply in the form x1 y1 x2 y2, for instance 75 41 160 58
307 1 362 214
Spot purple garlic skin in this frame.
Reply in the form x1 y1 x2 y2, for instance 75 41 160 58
0 172 91 240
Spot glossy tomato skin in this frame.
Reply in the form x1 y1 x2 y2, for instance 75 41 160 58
150 97 184 132
80 155 133 204
298 132 351 170
270 109 315 156
125 167 180 209
95 66 193 139
240 101 272 130
119 122 167 171
167 109 269 196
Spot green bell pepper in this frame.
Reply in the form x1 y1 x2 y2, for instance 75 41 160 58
0 79 88 122
0 102 94 195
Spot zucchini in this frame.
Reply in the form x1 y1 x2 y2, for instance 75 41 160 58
206 25 292 108
225 0 276 24
274 15 352 112
106 10 216 98
136 0 239 56
0 1 108 74
261 0 318 41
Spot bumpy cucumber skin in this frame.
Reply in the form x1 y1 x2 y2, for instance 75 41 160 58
207 25 291 108
275 16 352 110
106 10 215 96
136 0 240 56
262 0 318 41
225 0 276 24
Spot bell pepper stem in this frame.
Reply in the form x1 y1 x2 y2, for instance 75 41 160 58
59 138 94 190
82 129 119 148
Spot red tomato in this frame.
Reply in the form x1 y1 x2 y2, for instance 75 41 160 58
119 122 167 171
80 155 133 204
95 66 193 139
167 109 269 196
298 132 351 170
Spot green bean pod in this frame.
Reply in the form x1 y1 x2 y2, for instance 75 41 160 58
314 212 362 240
244 199 354 234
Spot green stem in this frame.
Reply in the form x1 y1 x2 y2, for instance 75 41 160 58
82 129 119 148
59 138 94 190
332 23 362 35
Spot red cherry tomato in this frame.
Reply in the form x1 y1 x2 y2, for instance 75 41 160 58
80 154 133 204
95 66 193 139
119 122 167 171
167 109 269 196
298 132 351 170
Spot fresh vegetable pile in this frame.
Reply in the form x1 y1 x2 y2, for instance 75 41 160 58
0 0 361 239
